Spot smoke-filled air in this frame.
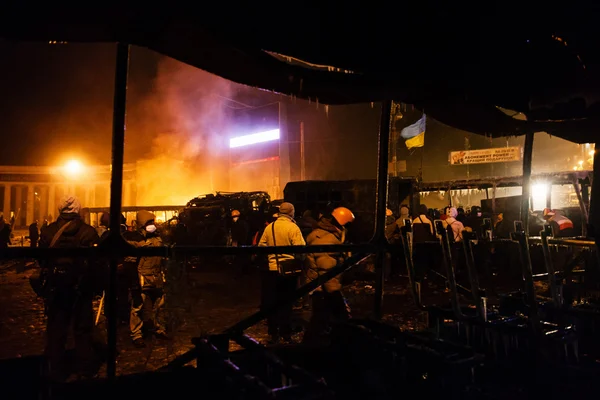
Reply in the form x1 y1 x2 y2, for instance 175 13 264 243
132 57 233 206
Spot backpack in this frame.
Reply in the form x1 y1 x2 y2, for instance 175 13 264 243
30 221 75 297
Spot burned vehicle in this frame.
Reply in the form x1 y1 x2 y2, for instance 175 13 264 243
175 191 272 246
284 177 417 243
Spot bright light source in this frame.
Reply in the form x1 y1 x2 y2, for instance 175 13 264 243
229 129 280 148
590 150 595 157
531 183 549 210
64 159 83 177
573 166 578 171
578 160 584 165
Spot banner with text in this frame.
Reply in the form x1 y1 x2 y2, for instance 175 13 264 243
449 147 522 165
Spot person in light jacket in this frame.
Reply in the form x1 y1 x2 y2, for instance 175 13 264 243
258 202 306 344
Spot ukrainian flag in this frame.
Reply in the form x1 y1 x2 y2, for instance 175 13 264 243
400 114 426 149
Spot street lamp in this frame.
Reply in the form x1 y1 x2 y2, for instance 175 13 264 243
63 159 84 178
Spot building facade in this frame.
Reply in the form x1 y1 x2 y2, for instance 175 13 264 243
0 163 137 227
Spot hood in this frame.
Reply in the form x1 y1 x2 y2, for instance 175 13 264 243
316 217 342 236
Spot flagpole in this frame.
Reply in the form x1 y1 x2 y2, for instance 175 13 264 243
419 147 424 184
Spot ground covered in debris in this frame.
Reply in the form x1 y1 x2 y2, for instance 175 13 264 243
0 258 430 377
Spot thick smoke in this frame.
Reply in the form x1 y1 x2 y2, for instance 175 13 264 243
132 57 233 206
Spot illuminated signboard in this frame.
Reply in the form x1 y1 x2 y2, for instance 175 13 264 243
229 129 280 148
449 147 522 165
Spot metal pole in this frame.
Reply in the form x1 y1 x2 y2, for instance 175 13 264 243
573 179 588 236
588 146 600 240
106 43 130 380
521 132 535 234
373 100 392 319
300 121 305 181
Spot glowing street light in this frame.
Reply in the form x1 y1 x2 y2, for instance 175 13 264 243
531 183 549 210
63 159 84 178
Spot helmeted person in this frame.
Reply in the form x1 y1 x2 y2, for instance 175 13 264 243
230 209 251 273
38 195 100 382
303 206 355 344
543 208 575 238
127 210 169 347
258 202 306 344
230 209 249 246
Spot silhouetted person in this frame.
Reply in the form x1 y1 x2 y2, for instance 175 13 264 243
29 220 39 247
0 216 11 248
38 196 99 382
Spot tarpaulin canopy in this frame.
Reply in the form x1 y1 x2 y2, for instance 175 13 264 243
2 5 600 142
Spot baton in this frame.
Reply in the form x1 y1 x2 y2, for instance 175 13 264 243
95 291 105 326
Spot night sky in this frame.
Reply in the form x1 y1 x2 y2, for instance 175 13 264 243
0 39 581 182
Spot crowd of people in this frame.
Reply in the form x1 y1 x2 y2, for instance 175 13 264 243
18 193 578 383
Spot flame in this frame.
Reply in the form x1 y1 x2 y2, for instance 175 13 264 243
131 57 234 206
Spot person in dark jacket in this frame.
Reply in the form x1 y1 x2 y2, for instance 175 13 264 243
385 209 400 243
303 207 355 344
297 209 319 239
38 196 99 382
464 206 484 238
230 209 251 273
230 209 249 246
98 213 139 324
29 220 39 247
127 210 168 347
0 216 11 248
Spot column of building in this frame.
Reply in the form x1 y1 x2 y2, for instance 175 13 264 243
26 185 35 225
40 186 49 222
14 186 22 226
2 183 11 220
123 181 131 206
48 185 56 221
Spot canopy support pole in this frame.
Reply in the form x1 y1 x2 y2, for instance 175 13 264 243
373 100 392 319
520 132 534 234
106 43 130 380
589 146 600 239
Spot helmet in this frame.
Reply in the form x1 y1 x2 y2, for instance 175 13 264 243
543 208 555 218
231 209 241 218
332 207 355 226
136 210 155 227
386 208 393 217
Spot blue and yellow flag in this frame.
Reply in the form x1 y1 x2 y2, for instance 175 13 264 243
400 114 426 149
